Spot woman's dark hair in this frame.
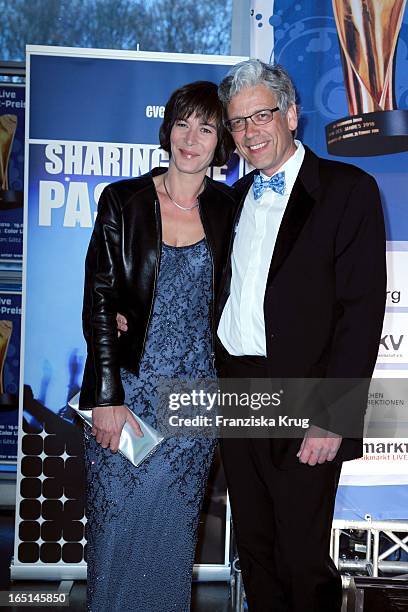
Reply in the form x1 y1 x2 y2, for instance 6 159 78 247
159 81 235 167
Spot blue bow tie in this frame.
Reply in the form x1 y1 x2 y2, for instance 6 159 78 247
253 171 286 199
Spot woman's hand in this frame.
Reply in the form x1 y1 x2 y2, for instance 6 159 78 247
91 404 143 453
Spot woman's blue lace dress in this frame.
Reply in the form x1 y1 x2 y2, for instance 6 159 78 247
83 239 217 612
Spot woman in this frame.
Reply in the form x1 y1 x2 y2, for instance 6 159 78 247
79 81 236 612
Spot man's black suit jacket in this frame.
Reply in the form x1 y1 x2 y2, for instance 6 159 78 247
216 145 386 465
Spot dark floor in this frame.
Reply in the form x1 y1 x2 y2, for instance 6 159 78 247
1 581 231 612
0 509 15 588
2 509 408 611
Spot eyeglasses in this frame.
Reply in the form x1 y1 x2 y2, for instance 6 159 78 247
225 107 280 132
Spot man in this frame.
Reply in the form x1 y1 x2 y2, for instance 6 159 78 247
216 60 386 611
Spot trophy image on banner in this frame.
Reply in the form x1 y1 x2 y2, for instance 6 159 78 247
0 320 14 406
0 113 22 207
326 0 408 156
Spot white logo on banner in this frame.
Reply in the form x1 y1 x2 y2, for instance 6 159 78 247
340 438 408 486
145 105 165 118
377 312 408 363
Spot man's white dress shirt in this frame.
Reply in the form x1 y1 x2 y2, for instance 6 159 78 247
217 140 305 356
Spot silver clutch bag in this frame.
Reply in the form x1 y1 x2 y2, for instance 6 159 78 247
68 391 164 467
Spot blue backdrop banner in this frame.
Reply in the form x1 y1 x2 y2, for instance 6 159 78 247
14 46 243 578
250 0 408 241
250 0 408 520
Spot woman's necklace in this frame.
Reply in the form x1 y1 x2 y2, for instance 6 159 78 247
163 176 202 211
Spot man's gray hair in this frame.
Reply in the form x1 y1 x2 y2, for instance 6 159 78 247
219 59 297 116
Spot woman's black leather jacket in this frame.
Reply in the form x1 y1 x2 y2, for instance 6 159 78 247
79 167 237 409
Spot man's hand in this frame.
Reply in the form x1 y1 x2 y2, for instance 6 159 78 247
297 424 342 466
91 404 143 453
116 313 128 337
